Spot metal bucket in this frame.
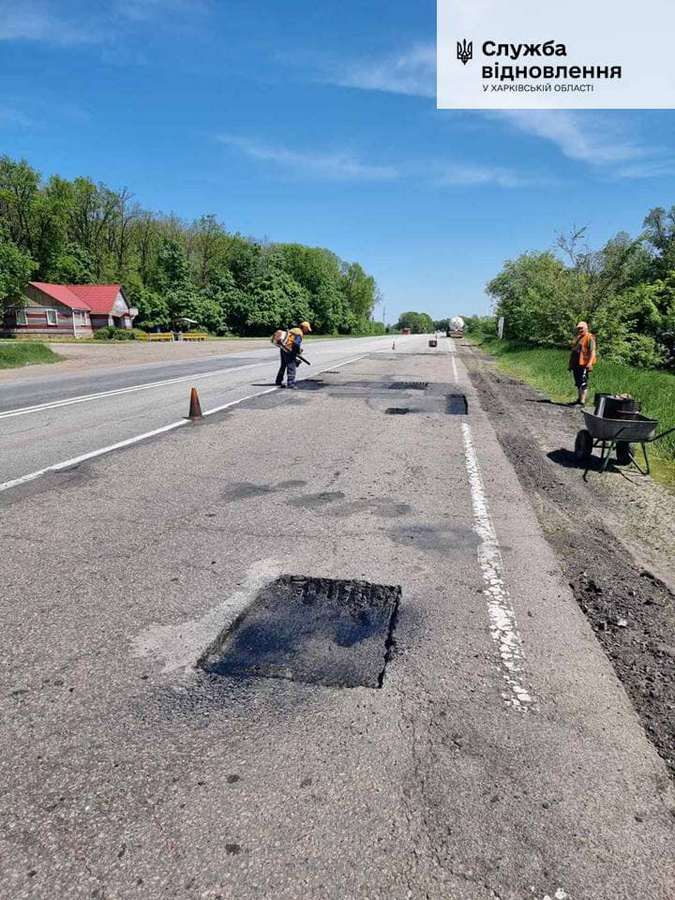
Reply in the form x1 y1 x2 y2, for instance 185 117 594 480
594 393 641 419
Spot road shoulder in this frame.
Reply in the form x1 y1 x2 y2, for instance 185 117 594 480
462 341 675 779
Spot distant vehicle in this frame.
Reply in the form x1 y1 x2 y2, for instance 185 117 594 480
446 316 465 338
401 327 411 335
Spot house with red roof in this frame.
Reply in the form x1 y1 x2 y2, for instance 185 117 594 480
2 283 137 338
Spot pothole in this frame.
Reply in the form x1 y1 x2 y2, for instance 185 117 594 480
198 576 401 689
447 394 468 414
389 382 429 390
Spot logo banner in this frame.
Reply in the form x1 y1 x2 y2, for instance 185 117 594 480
437 0 675 109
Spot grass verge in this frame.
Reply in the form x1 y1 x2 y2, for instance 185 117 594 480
471 337 675 480
0 342 61 369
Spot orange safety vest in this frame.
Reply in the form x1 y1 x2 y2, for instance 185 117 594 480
283 327 304 352
571 332 597 369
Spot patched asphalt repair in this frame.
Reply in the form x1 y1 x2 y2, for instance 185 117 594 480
2 343 674 900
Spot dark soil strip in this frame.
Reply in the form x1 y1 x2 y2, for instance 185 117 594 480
463 351 675 777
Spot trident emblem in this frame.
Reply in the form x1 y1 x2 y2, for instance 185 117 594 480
457 39 473 65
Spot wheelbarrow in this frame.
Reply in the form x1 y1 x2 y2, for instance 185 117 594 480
574 411 675 479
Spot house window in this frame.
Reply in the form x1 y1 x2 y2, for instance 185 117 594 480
46 309 57 326
16 309 27 326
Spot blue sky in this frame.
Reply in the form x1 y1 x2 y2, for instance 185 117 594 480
1 0 675 322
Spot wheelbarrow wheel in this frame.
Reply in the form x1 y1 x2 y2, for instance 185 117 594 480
616 441 632 465
574 429 593 461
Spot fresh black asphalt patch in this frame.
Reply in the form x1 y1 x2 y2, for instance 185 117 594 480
447 394 469 414
198 576 401 689
252 376 469 418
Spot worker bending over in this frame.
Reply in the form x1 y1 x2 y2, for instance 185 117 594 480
276 321 312 389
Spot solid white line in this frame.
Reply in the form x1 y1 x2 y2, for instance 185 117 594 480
0 353 370 494
445 337 459 379
461 421 534 710
0 361 268 420
0 420 188 493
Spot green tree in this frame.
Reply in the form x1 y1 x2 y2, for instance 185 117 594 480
0 235 36 313
0 153 382 338
152 237 191 292
0 156 40 252
134 287 171 331
50 242 95 283
487 252 580 345
643 206 675 277
341 262 377 326
396 311 434 334
238 254 311 335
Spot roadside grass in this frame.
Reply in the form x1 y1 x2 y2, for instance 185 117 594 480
0 341 61 369
471 337 675 480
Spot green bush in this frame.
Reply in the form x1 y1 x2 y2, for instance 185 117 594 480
611 333 666 369
465 315 498 341
93 326 142 341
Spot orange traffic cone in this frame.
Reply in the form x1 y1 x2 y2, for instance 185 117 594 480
187 386 203 419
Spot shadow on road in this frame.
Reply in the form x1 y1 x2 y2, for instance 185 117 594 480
547 448 614 473
525 398 578 408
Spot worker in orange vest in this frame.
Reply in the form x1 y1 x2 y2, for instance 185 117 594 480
569 321 597 406
275 321 312 389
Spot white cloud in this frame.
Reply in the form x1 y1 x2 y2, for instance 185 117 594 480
328 44 674 180
219 136 399 182
495 111 645 165
0 1 96 44
0 0 207 44
331 43 436 98
436 163 547 189
220 135 551 189
115 0 209 22
0 106 33 127
494 110 675 179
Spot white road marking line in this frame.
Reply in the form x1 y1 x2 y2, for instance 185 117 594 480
0 361 268 420
0 420 188 493
446 337 459 378
0 354 369 494
461 421 534 710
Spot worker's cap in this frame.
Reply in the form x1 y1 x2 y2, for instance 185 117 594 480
576 321 588 331
300 321 312 332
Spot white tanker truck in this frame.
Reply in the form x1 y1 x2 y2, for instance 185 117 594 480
446 316 465 338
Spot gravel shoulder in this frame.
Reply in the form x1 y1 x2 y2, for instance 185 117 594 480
0 339 272 383
462 341 675 777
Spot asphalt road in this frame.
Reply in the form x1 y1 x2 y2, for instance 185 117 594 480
0 334 413 488
1 336 672 899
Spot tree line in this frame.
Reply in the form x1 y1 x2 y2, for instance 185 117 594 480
484 209 675 368
395 311 435 333
0 155 384 335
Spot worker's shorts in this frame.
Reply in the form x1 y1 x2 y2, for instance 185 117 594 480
572 365 590 391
